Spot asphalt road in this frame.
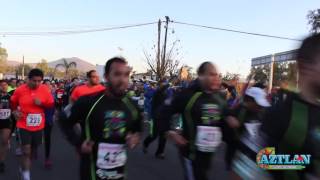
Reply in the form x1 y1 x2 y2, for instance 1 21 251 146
1 124 230 180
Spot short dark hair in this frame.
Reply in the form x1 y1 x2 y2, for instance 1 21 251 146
197 61 213 75
17 80 25 84
253 82 266 89
86 70 96 78
0 80 8 84
28 68 44 79
43 79 50 84
221 82 229 89
9 78 17 82
243 95 256 103
297 33 320 67
71 77 79 82
104 57 127 75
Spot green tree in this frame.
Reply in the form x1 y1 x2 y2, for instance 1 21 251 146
0 46 8 73
287 62 298 84
222 72 240 82
54 58 77 78
6 66 16 73
15 64 32 78
273 62 288 86
36 59 50 75
251 62 298 87
251 65 269 83
68 68 80 78
51 68 65 79
307 9 320 34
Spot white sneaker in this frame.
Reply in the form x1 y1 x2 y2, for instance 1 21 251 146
19 168 30 180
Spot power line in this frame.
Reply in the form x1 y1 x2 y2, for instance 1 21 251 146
0 19 303 42
0 22 158 36
171 20 302 42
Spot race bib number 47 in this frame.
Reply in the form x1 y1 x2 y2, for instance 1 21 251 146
0 109 11 120
26 114 42 127
97 143 127 170
195 126 222 153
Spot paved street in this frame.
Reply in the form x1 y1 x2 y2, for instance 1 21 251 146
1 124 229 180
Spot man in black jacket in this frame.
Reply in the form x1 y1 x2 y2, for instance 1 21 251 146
60 57 142 180
143 79 169 159
160 62 234 180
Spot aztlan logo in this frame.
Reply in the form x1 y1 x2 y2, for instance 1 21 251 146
256 147 311 170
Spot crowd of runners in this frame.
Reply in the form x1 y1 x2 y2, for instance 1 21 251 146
0 34 319 180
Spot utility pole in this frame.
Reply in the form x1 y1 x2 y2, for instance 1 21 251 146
157 19 161 81
161 16 170 80
296 67 299 90
22 55 25 80
268 54 275 93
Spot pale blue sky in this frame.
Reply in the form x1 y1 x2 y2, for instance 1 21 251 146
0 0 319 76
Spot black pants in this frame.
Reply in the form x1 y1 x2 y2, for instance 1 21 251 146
17 128 43 146
143 121 166 155
44 124 53 159
180 152 212 180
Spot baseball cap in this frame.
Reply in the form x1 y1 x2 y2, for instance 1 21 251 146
245 87 271 107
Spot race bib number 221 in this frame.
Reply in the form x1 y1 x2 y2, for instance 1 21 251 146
26 114 42 127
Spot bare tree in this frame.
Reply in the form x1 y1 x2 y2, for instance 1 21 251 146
144 39 181 80
144 19 181 81
307 9 320 34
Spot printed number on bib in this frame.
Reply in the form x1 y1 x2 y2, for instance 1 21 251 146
138 100 144 106
244 122 261 137
26 114 42 127
195 126 222 152
97 143 127 169
0 109 11 120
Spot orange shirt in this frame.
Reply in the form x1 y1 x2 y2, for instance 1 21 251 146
71 84 105 102
11 84 54 131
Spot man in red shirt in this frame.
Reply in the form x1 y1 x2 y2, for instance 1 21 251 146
55 82 65 111
11 69 54 180
70 70 105 103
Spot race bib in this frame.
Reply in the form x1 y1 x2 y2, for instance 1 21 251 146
244 122 261 137
0 109 11 120
26 114 42 127
195 126 222 152
57 93 63 98
138 100 144 106
96 143 127 169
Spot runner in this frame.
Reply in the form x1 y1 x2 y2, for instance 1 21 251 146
160 61 234 180
12 79 25 157
11 69 54 180
61 57 142 180
7 78 17 93
70 70 105 103
225 87 271 178
55 81 65 111
43 79 55 169
0 80 13 173
143 79 170 159
17 80 25 88
64 78 79 107
231 33 320 180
